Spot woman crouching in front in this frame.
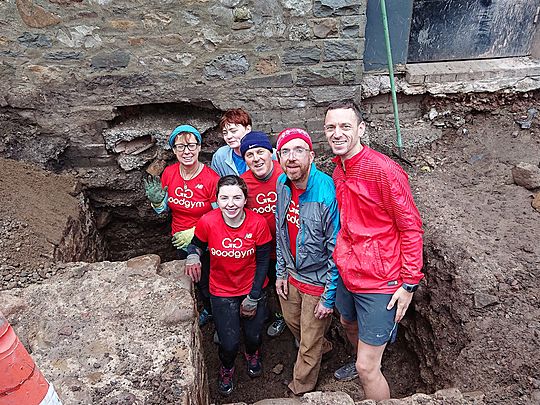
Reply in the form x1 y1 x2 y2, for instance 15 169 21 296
185 175 271 396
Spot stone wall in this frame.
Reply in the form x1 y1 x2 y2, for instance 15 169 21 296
1 0 366 163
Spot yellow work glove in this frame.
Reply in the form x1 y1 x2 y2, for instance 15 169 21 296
172 227 195 250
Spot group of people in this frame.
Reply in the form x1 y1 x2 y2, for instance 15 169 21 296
143 101 424 400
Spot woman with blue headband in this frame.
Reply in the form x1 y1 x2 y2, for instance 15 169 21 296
144 124 219 327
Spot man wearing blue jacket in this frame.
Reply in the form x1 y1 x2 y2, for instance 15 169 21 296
274 128 340 395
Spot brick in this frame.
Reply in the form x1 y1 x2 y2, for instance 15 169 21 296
246 73 294 87
313 0 362 17
311 18 339 39
282 45 321 65
309 85 360 104
405 71 426 84
323 39 360 62
296 65 342 86
305 118 324 136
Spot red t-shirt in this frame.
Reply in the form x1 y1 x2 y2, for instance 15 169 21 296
286 182 302 259
241 161 283 260
195 209 272 297
286 183 325 297
161 163 219 234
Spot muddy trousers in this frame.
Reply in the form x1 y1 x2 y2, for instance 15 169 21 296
178 249 211 313
279 283 332 395
211 294 268 369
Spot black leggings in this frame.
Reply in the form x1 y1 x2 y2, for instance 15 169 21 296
211 293 268 369
177 249 211 313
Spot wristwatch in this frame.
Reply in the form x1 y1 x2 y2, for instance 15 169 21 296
402 283 419 293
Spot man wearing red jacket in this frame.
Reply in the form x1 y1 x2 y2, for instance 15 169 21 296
324 100 424 400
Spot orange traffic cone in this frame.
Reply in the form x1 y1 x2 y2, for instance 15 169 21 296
0 312 62 405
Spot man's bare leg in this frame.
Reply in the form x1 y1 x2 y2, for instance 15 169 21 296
340 316 358 351
356 340 389 400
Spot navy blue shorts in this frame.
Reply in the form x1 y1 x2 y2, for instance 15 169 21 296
335 278 398 346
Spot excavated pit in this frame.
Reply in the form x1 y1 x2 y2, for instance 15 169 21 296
64 102 224 262
1 93 539 404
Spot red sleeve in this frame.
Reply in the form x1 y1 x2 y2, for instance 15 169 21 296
255 216 272 247
208 169 219 204
161 165 172 188
194 215 209 243
380 166 424 285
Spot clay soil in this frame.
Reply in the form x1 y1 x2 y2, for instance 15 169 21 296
1 93 539 404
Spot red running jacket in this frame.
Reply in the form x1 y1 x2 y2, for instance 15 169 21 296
332 146 424 294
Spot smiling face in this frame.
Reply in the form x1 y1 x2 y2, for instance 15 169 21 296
324 107 365 161
278 138 314 189
217 184 247 222
222 123 252 151
173 133 201 167
244 147 273 179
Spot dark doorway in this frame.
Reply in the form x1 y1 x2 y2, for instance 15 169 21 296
407 0 540 62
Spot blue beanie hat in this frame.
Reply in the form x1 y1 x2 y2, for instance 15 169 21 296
240 131 273 157
168 124 202 147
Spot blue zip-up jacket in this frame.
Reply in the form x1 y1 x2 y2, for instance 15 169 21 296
211 145 244 176
275 163 340 308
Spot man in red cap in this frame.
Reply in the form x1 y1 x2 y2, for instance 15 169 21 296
274 128 340 395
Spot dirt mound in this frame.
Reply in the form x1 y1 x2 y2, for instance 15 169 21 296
0 157 79 289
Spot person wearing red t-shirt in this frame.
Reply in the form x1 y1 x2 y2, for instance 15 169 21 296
185 175 272 397
324 100 424 400
239 131 287 338
143 124 219 327
274 128 340 395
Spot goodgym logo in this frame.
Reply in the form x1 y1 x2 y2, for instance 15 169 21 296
174 185 193 199
253 191 277 214
169 184 205 208
255 191 277 205
222 238 243 249
212 237 254 258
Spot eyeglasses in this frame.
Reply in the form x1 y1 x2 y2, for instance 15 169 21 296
173 143 198 152
323 123 354 134
278 147 309 159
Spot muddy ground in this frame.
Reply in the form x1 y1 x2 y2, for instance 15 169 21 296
1 92 539 404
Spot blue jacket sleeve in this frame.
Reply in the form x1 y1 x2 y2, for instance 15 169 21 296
319 197 340 309
275 185 287 280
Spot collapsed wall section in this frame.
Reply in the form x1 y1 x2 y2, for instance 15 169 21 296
0 256 208 405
